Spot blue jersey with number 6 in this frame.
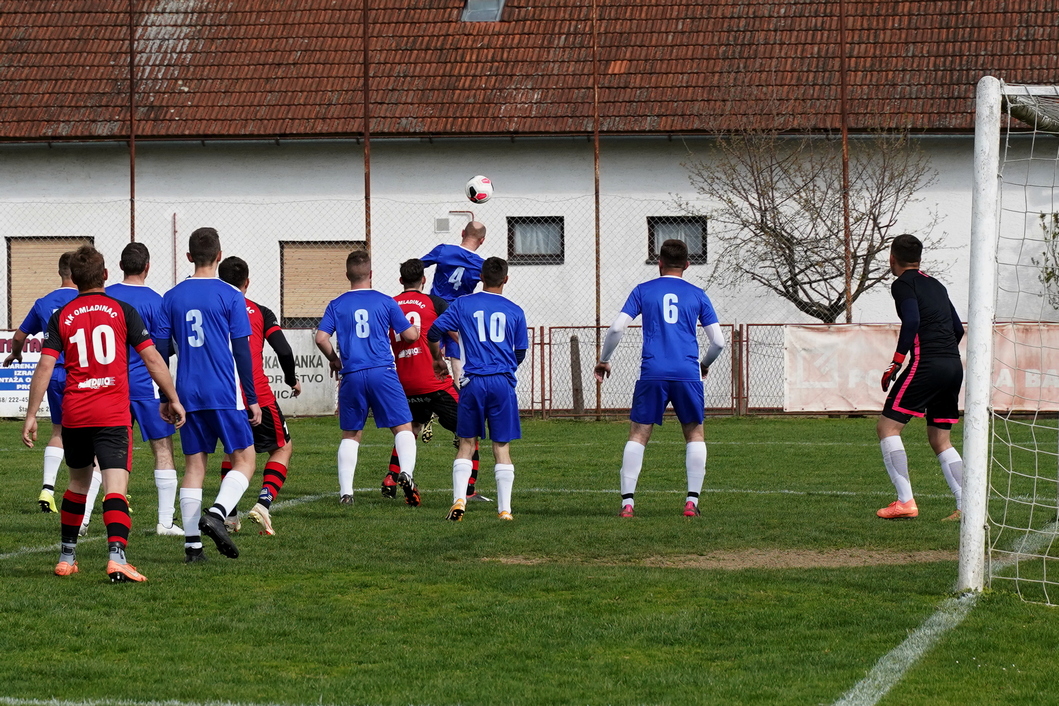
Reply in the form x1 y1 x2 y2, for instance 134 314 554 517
156 278 252 412
432 291 527 378
319 289 412 375
421 244 485 302
621 276 718 382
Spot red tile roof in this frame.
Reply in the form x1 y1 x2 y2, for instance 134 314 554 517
1 1 1057 140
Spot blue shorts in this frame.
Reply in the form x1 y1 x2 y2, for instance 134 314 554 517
130 398 176 442
179 408 254 455
443 337 462 359
630 379 705 426
338 367 412 431
456 374 521 443
47 368 66 425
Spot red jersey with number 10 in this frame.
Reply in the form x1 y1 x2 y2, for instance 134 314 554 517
42 292 153 428
244 298 282 408
392 291 451 395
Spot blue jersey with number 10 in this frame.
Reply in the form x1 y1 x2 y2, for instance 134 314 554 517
156 278 252 412
432 291 528 378
621 276 718 382
422 244 485 302
318 289 412 375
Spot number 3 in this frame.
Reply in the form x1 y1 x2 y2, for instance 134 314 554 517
186 309 205 347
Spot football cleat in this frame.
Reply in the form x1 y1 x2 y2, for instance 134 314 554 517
199 512 240 559
446 498 466 522
942 509 962 522
466 490 492 502
155 522 184 536
184 547 208 564
397 472 421 507
381 472 399 499
54 559 78 576
619 504 635 518
107 560 147 583
78 523 89 537
877 499 919 519
339 494 355 505
498 511 514 521
38 489 57 513
683 501 700 517
248 503 275 536
421 415 436 443
224 514 241 533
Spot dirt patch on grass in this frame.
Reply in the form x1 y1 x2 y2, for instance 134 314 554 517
485 549 956 571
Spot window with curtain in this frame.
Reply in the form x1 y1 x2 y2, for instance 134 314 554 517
507 217 564 265
647 216 707 264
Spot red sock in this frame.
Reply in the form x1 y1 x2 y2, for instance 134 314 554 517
388 446 400 476
102 493 131 547
60 491 87 545
259 461 288 508
220 460 233 479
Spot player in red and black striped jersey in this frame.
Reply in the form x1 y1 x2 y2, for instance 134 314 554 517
21 245 185 582
385 259 484 502
218 257 299 536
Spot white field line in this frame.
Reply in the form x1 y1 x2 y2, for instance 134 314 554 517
0 700 310 706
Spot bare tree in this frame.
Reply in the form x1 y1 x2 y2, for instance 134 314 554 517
1031 212 1059 311
682 133 938 323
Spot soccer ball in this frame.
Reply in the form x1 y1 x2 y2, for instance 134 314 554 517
466 175 493 203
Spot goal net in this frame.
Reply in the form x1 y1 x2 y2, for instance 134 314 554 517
964 77 1059 603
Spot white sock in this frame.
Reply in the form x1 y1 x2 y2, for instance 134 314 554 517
211 471 250 518
620 441 645 507
495 464 514 514
453 459 473 503
394 430 417 477
880 436 914 502
938 447 964 510
154 469 178 526
43 446 64 489
179 487 203 548
338 439 359 496
685 441 707 505
82 469 103 527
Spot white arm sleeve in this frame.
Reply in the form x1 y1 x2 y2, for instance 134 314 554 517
700 322 725 369
599 312 633 363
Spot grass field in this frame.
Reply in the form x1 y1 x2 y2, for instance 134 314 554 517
0 416 1056 706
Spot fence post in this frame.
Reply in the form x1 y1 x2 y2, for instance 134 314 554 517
570 334 584 415
731 325 743 417
539 325 547 419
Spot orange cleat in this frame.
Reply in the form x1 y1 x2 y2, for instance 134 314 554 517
54 560 78 577
107 560 147 583
446 498 466 522
942 509 962 522
619 504 635 518
877 499 919 519
498 511 514 521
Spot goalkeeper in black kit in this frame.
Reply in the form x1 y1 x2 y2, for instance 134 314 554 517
875 234 965 521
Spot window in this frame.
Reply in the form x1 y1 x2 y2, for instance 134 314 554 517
7 237 93 328
280 241 366 327
461 0 505 22
647 216 707 265
507 217 564 265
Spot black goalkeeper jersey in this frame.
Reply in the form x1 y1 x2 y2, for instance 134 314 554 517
891 269 962 359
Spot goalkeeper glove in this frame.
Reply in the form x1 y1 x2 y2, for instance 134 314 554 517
881 353 906 392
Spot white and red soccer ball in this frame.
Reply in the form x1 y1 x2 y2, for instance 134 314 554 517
466 175 493 203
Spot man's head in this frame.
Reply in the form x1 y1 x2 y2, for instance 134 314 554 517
119 242 150 277
890 234 922 274
658 239 690 272
218 256 250 291
69 245 107 291
461 221 487 249
188 227 222 267
480 256 509 288
58 251 74 282
346 249 371 284
399 258 426 290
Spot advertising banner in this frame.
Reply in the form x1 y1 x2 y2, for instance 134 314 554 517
0 331 50 419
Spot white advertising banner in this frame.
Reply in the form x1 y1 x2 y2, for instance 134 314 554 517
784 323 1059 413
0 331 50 418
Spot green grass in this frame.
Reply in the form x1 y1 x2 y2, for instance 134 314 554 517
0 416 1056 705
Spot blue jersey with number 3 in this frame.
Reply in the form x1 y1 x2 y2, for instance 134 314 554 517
319 289 412 375
621 276 718 382
156 278 252 412
432 291 528 378
421 244 485 302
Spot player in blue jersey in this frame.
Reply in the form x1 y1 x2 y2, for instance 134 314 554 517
428 256 528 522
2 251 103 520
315 249 421 506
422 220 487 385
106 243 183 536
155 227 261 562
594 239 725 519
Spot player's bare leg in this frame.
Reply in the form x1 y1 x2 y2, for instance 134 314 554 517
492 441 515 520
447 357 463 388
618 422 653 518
180 453 209 562
876 416 917 519
928 425 963 520
151 436 182 535
249 441 292 535
682 422 706 517
39 424 64 512
448 436 477 521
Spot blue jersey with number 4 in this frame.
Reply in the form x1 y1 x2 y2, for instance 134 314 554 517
432 291 528 378
106 282 165 401
319 289 412 375
156 278 252 412
621 276 718 382
422 244 484 302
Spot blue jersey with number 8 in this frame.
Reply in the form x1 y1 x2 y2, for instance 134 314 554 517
319 289 413 375
621 276 718 382
421 244 485 302
156 278 252 412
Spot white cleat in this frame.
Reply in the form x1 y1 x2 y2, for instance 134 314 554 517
248 503 275 536
156 522 185 536
78 523 89 537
